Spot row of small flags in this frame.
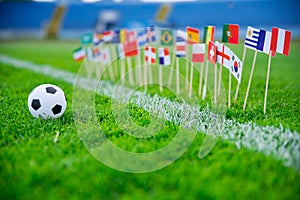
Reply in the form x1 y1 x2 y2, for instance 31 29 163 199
72 25 292 113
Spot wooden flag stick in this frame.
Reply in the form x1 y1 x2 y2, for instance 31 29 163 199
176 57 180 95
120 59 125 84
110 45 118 80
127 57 134 85
189 63 194 97
263 52 272 114
217 63 222 97
198 62 204 96
148 63 153 83
185 44 190 92
243 50 258 110
140 54 144 86
228 72 232 108
108 63 115 81
214 63 217 104
185 58 189 92
234 46 247 104
159 65 163 92
168 54 176 87
202 59 209 100
144 62 148 91
135 55 140 85
136 54 143 86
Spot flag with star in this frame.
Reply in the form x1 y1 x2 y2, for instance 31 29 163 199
160 29 174 46
222 24 239 44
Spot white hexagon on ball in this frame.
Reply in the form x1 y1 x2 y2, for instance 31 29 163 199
28 84 67 119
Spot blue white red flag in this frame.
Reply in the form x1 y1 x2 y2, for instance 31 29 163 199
176 30 186 57
158 47 170 65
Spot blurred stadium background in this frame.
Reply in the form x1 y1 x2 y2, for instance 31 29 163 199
0 0 299 40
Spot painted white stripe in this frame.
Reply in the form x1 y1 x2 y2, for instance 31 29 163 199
0 53 299 171
263 31 272 54
277 28 285 54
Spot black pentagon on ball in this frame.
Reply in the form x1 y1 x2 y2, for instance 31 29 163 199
31 99 41 110
52 104 62 115
46 86 57 94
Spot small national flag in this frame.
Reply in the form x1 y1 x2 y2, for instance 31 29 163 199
158 47 170 65
102 30 114 42
120 29 127 43
124 30 138 57
222 24 239 44
207 41 217 64
73 47 85 62
270 27 292 56
117 43 125 60
160 29 174 46
187 26 200 44
145 46 156 64
92 46 101 62
215 41 232 69
146 26 156 43
230 53 242 83
203 26 215 44
244 26 262 50
176 30 186 57
137 28 147 47
257 29 272 54
100 47 111 65
81 33 93 45
192 43 205 63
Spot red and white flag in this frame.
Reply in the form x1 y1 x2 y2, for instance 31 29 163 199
158 47 170 65
208 41 217 64
145 46 156 64
215 41 232 69
176 30 186 57
270 27 292 56
192 43 205 63
124 30 138 57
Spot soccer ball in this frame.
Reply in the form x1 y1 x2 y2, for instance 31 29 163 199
28 84 67 119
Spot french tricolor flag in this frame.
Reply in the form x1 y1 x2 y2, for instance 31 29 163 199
158 47 170 66
270 27 292 56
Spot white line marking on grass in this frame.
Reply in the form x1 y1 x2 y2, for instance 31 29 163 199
0 54 299 171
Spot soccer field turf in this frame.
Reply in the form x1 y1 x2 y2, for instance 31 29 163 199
0 40 299 199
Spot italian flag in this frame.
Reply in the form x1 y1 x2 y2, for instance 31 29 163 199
73 47 85 62
222 24 239 44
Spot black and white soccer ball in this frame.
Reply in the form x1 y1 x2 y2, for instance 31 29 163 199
28 84 67 119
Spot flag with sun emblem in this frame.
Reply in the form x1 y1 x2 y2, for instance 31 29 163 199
160 29 174 46
230 52 242 83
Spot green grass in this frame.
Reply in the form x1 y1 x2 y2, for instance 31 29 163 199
0 40 300 200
